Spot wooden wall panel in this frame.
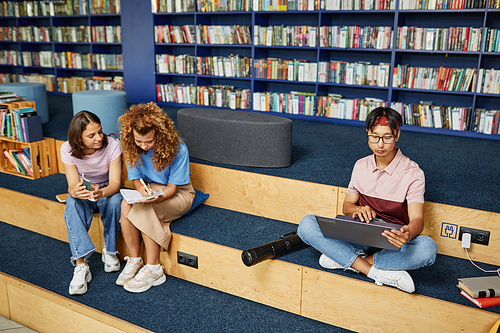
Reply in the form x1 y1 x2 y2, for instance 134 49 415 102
301 268 500 333
190 163 338 224
0 188 102 251
0 280 9 318
0 273 152 333
162 234 303 314
423 202 500 266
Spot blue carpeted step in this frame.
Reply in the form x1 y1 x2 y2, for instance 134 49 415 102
0 221 351 333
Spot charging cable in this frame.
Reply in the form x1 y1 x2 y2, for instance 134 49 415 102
462 232 500 277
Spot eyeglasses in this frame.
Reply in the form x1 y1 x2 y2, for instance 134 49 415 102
367 135 396 144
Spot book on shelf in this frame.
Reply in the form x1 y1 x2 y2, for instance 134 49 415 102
458 276 500 298
460 290 500 309
3 148 33 177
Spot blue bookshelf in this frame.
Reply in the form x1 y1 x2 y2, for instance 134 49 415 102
3 0 500 139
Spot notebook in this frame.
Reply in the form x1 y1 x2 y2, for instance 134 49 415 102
316 214 402 251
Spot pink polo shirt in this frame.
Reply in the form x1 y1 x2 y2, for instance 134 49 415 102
347 148 425 225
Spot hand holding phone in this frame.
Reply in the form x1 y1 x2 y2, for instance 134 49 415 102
82 173 92 191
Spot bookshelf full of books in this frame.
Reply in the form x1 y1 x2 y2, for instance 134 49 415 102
0 0 124 94
0 98 57 179
148 0 500 139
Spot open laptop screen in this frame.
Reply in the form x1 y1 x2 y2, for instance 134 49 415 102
316 214 401 251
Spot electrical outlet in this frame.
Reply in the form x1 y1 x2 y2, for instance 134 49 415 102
458 227 490 246
177 251 198 269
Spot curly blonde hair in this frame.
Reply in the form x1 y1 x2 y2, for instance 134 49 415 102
119 102 181 172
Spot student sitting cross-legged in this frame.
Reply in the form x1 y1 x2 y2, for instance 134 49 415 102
297 107 438 293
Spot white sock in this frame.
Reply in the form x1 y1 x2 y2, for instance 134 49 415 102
146 263 161 273
129 257 142 263
367 266 379 280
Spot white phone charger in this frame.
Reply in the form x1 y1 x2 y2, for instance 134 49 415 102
461 232 471 249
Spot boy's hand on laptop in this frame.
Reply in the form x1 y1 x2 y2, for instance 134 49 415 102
382 225 411 248
353 206 377 223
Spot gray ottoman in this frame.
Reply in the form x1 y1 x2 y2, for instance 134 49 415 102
177 108 292 168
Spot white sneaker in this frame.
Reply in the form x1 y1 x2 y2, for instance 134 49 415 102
102 248 121 273
116 257 143 286
124 265 166 293
69 263 92 295
319 254 359 273
367 266 415 293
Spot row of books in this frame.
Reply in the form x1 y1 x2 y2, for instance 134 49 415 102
53 26 89 43
0 73 56 91
253 0 319 10
316 95 387 119
3 148 34 177
253 91 316 115
154 25 195 44
92 53 123 70
156 54 196 74
0 0 120 17
152 0 195 12
198 85 251 109
399 0 490 9
254 58 318 82
156 83 252 110
397 26 483 52
482 28 500 53
196 0 250 12
322 0 395 9
54 51 122 70
391 102 471 130
457 276 500 309
0 106 43 143
473 108 500 134
253 25 318 47
197 25 252 45
91 25 121 43
21 51 53 67
57 75 124 93
319 26 392 49
318 61 390 87
392 65 477 92
197 55 252 77
0 26 51 42
476 68 500 94
0 50 20 66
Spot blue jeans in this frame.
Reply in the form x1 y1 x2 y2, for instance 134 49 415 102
297 214 437 271
64 192 122 266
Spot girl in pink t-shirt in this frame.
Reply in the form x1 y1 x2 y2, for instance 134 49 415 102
61 110 122 295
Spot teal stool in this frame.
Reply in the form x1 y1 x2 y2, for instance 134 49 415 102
0 82 49 123
72 90 127 138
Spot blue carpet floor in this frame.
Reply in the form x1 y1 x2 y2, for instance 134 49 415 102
0 221 352 333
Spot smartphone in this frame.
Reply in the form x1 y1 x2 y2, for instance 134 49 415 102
82 173 92 190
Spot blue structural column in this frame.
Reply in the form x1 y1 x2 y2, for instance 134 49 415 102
121 0 157 104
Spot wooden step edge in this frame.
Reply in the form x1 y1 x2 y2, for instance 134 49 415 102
0 272 152 333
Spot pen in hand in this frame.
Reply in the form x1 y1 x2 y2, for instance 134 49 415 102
140 178 152 196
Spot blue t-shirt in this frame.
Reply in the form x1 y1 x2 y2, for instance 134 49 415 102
127 141 190 185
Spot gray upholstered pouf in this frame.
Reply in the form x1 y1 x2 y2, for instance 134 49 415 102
72 90 127 137
0 82 49 123
177 108 292 168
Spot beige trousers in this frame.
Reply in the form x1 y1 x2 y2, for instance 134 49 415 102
127 182 195 249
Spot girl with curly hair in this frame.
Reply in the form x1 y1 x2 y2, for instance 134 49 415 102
116 102 195 293
61 110 122 295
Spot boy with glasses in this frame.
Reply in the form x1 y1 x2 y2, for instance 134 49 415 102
297 107 437 293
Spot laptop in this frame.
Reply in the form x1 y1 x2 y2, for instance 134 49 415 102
316 214 401 251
